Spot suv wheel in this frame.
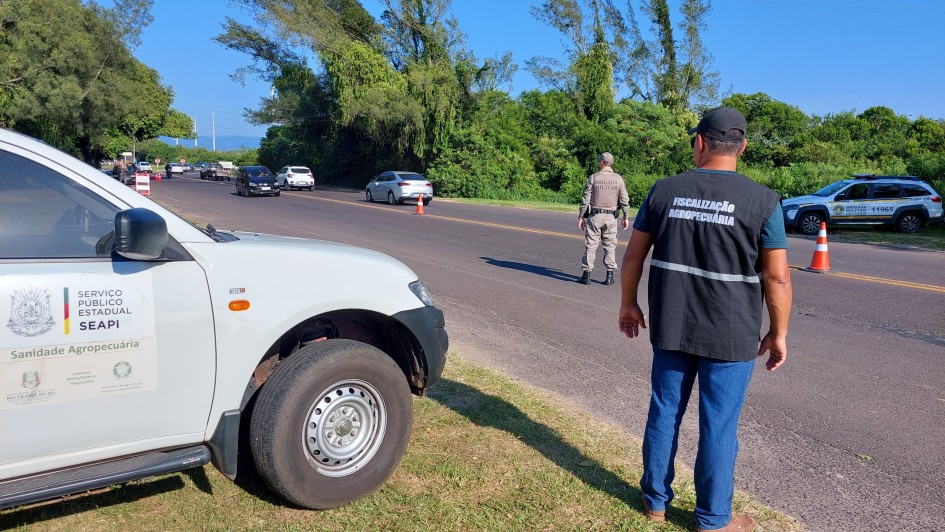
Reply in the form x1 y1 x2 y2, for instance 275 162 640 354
896 212 924 233
249 339 412 509
798 212 824 236
387 191 396 205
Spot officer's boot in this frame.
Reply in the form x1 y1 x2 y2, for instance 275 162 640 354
579 271 591 285
604 270 615 285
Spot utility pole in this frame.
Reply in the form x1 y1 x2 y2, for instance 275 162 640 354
211 110 216 152
194 118 198 148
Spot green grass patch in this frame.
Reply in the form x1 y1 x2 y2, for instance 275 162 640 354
0 356 799 531
442 196 641 218
815 222 945 250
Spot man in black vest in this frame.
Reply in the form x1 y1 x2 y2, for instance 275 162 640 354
617 107 792 532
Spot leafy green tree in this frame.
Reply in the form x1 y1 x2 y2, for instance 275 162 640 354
908 117 945 153
159 109 195 140
573 23 615 121
0 0 181 163
724 92 810 167
530 0 717 113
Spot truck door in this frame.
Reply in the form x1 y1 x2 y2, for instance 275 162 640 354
830 182 870 222
0 149 216 479
867 183 904 222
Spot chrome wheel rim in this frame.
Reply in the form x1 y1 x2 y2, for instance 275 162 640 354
302 379 386 477
801 215 820 235
900 215 921 233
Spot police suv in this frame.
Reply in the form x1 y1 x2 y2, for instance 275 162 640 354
781 174 943 235
0 128 448 510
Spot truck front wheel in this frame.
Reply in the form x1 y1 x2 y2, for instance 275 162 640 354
249 339 412 509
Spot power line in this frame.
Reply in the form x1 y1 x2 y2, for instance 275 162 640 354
736 0 945 12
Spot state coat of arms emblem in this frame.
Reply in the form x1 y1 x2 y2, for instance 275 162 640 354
22 371 40 389
7 288 56 337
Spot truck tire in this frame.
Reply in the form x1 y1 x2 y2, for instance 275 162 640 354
797 211 823 235
895 211 924 233
249 339 412 509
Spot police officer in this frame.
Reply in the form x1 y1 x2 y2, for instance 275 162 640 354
578 152 630 285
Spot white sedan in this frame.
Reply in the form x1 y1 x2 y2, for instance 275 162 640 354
276 166 315 191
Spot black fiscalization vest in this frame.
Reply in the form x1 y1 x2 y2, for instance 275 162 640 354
645 169 781 361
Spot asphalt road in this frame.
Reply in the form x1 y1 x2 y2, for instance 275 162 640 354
150 174 945 531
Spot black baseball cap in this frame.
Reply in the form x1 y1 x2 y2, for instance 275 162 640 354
688 107 747 142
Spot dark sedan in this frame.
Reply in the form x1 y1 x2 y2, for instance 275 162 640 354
235 166 280 197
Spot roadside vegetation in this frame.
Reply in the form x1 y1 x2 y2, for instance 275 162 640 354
3 1 943 219
0 356 799 532
211 0 944 207
800 222 945 251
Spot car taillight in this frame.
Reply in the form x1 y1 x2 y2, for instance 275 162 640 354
931 196 941 203
397 182 409 186
425 182 432 187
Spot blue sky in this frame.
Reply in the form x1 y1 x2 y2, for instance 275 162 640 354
129 0 945 143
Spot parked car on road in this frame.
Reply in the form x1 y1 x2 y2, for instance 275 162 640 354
135 161 152 173
781 174 943 234
277 166 315 191
0 127 447 511
236 165 280 197
365 171 433 205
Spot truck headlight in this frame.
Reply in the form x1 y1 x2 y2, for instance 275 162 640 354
409 281 435 307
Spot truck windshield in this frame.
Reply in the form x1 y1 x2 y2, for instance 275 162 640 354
812 181 848 197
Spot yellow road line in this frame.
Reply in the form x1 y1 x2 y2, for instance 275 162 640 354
301 194 588 240
300 193 945 294
791 266 945 293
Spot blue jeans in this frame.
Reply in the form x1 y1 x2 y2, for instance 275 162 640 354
640 347 755 530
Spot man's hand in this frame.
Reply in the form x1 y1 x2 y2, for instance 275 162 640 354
620 219 630 230
578 219 586 230
618 304 646 338
758 330 787 371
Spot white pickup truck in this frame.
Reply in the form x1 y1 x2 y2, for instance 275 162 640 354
0 128 448 510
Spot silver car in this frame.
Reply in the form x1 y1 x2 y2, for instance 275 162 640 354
365 171 433 205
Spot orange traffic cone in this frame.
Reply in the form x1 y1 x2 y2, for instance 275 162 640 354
415 197 425 215
806 222 830 273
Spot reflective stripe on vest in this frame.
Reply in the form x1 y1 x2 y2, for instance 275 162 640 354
650 259 760 284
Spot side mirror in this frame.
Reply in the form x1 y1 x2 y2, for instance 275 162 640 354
114 208 168 260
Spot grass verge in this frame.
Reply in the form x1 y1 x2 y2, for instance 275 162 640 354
816 222 945 250
0 355 799 531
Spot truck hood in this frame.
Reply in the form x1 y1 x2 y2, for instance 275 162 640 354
228 231 416 275
781 195 821 207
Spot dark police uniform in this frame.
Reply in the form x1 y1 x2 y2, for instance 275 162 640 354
579 167 629 276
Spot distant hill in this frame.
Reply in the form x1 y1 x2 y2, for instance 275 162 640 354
159 135 261 151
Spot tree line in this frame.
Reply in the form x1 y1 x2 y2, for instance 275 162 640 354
2 0 943 204
220 0 944 202
0 0 193 164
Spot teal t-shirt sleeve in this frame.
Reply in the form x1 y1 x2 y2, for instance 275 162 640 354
761 204 788 249
632 188 654 232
